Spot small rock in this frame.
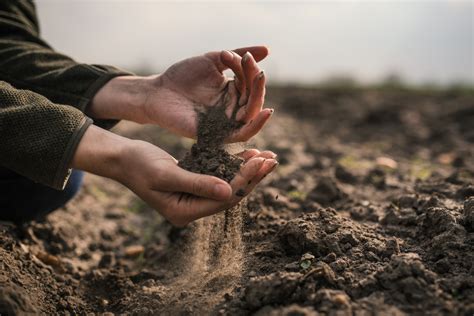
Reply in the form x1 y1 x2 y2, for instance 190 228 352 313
437 152 457 165
376 156 398 169
301 253 315 261
35 251 63 271
124 245 145 258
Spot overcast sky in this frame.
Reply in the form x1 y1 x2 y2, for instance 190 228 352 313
36 1 473 85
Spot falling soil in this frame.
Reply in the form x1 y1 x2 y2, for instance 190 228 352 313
1 86 473 315
174 91 247 314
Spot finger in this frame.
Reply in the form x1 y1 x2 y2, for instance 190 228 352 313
228 108 273 143
220 50 245 94
253 150 277 160
165 157 278 226
231 157 269 190
231 158 278 198
235 149 276 163
238 52 260 108
232 46 269 63
235 158 279 197
205 46 268 72
237 70 265 121
236 149 260 161
171 157 268 224
168 168 232 201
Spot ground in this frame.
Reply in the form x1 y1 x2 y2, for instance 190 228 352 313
1 86 473 315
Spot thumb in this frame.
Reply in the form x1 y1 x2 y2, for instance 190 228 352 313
170 167 232 201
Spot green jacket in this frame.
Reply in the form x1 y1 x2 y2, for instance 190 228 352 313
0 0 131 189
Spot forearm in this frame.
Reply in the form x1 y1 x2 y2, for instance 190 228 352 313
87 75 159 124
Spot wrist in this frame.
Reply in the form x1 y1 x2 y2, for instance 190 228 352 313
87 75 160 123
71 125 135 183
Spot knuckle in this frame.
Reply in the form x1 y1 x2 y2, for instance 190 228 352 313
192 176 204 196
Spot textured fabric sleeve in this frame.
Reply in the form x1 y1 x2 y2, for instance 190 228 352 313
0 81 92 190
0 0 133 129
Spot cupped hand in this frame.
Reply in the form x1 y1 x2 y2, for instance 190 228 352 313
143 46 273 143
120 140 277 227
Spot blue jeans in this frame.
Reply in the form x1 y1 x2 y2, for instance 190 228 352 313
0 168 83 224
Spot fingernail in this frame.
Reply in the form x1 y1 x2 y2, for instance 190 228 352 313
214 183 230 199
269 108 274 114
255 157 266 167
262 159 275 169
264 158 277 167
270 161 279 171
243 51 251 62
259 70 265 79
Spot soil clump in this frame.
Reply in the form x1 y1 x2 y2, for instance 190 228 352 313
179 95 244 183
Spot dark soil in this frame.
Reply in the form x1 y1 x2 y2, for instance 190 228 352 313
179 93 244 183
1 86 473 315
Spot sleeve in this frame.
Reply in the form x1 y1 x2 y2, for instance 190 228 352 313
0 0 133 128
0 81 91 190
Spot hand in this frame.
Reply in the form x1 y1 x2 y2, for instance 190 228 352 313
89 46 273 143
121 141 277 226
147 45 272 142
72 126 278 227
